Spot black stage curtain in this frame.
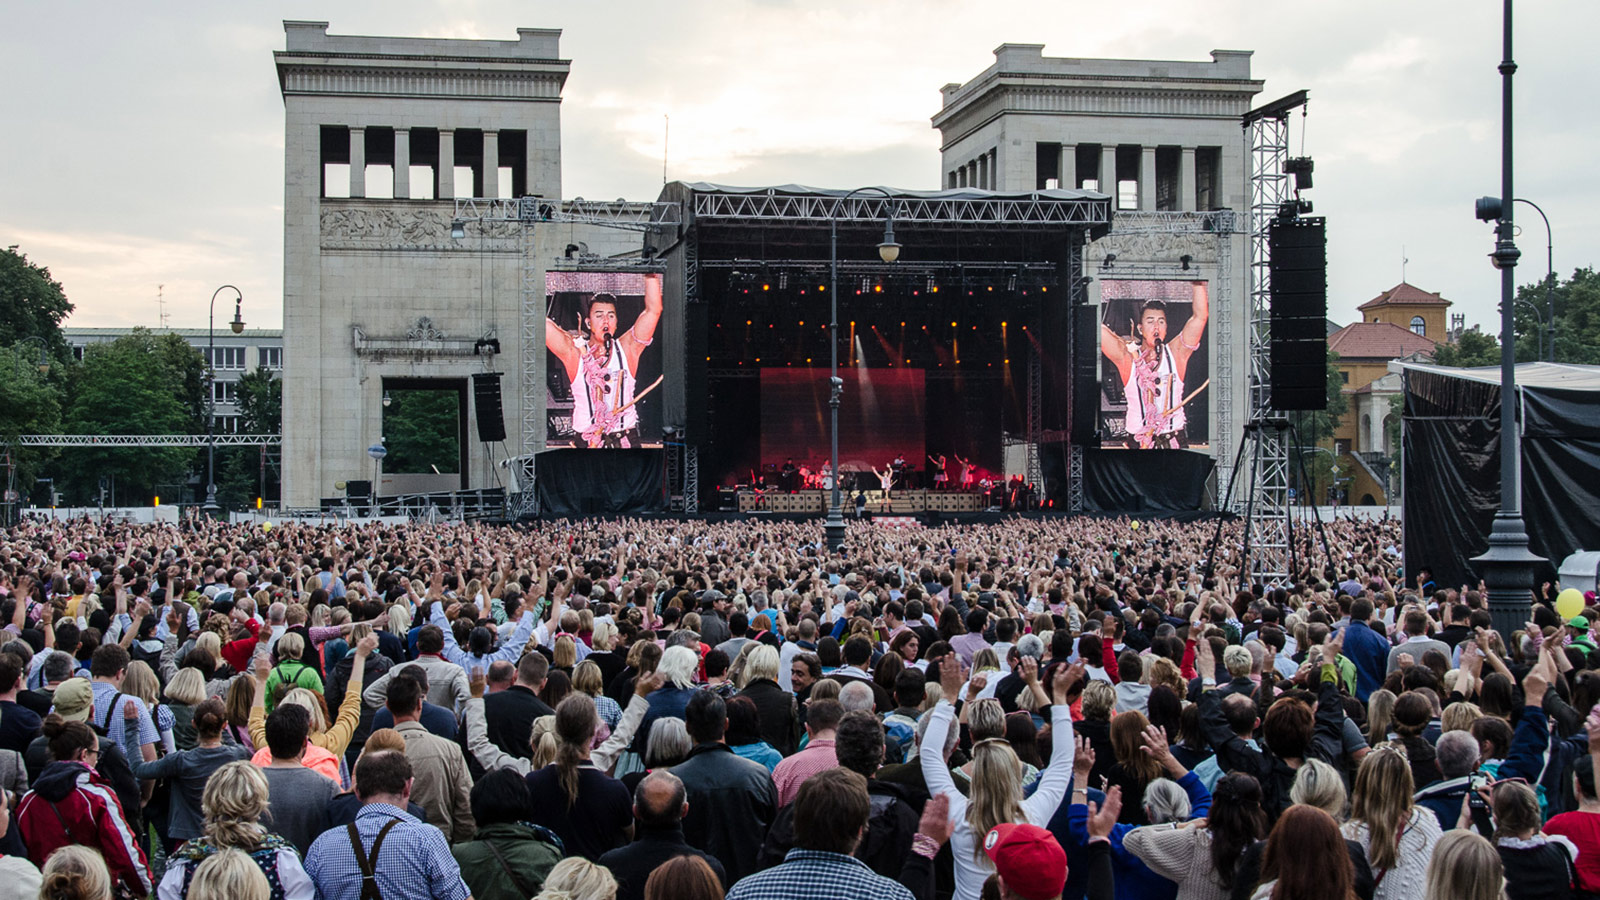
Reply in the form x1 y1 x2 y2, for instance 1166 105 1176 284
1083 448 1213 512
1403 370 1600 590
536 449 666 517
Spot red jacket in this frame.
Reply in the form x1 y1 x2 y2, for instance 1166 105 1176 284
221 618 263 672
17 761 150 895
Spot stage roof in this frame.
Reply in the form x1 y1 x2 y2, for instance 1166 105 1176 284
661 181 1114 236
1391 360 1600 391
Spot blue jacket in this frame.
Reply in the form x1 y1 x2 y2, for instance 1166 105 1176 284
1051 771 1212 900
1340 620 1391 702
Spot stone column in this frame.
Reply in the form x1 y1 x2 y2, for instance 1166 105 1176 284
482 130 500 198
393 128 411 199
1100 144 1117 195
438 129 456 199
1179 146 1197 211
348 127 366 198
1060 144 1077 190
1139 146 1157 210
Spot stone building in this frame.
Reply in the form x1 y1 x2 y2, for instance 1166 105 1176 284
933 44 1263 459
275 22 640 508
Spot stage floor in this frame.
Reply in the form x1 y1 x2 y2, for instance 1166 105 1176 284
736 489 986 514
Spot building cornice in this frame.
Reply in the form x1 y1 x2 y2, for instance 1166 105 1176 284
276 55 569 102
935 81 1261 149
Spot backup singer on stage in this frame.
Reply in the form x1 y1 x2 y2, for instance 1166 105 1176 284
546 274 663 448
1100 283 1208 449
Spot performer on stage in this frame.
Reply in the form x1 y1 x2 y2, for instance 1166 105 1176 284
955 454 974 491
1100 283 1208 449
929 454 948 490
872 465 894 512
780 458 799 493
546 273 663 449
891 453 907 490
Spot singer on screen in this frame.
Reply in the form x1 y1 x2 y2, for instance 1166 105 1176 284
1100 282 1208 449
547 273 663 448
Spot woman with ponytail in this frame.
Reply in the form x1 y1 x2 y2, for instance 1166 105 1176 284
921 654 1084 900
1125 771 1269 900
157 760 314 900
526 693 634 861
129 697 250 848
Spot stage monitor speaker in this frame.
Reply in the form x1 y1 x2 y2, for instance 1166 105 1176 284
1268 217 1328 411
346 480 371 499
471 373 508 442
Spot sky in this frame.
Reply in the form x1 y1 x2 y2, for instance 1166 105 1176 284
3 0 1596 333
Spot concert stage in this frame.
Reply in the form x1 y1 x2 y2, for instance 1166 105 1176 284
656 183 1113 512
734 489 986 514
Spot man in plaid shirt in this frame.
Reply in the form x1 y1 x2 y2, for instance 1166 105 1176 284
727 768 916 900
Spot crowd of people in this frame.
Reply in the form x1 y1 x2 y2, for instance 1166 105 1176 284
0 511 1587 900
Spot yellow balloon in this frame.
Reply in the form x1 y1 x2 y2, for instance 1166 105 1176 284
1131 520 1141 531
261 521 273 532
1557 588 1585 619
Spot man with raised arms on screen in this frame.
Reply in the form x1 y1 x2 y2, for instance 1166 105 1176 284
1100 283 1208 449
546 274 663 448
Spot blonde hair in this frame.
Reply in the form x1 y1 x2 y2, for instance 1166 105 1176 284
1080 680 1116 721
279 688 329 734
532 857 617 900
740 645 780 688
1348 746 1415 871
39 845 111 900
965 698 1024 862
276 631 306 662
971 648 1001 674
201 761 271 850
121 660 160 708
164 667 207 706
809 679 841 704
572 660 604 698
591 621 618 652
362 728 408 756
1289 758 1347 818
1365 689 1396 745
553 635 578 670
194 631 223 665
190 848 269 900
1143 657 1187 696
1424 830 1503 900
530 716 559 769
1441 701 1482 734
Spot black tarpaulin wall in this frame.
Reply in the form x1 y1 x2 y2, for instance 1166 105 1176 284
535 449 666 517
1402 364 1600 590
1083 448 1214 512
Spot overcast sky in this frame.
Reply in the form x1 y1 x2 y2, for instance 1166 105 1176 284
3 1 1595 333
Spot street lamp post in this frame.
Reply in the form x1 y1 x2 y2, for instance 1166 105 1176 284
1513 198 1554 361
203 286 245 516
825 187 902 552
1471 0 1544 643
1513 299 1545 360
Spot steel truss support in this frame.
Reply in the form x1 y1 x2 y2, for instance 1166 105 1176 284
1238 97 1305 582
15 434 280 447
692 192 1111 228
683 444 699 514
1027 341 1043 493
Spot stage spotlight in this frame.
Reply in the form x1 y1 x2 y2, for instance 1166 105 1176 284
873 284 883 293
1001 321 1007 328
1180 255 1193 270
762 283 770 291
799 320 804 326
746 320 752 325
451 219 467 240
1101 253 1116 270
986 285 993 292
900 321 906 327
931 285 939 293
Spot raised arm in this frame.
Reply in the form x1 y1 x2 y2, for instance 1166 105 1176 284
1100 323 1133 385
618 273 663 375
546 317 580 382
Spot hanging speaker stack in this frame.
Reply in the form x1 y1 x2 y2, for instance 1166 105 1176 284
1267 217 1328 411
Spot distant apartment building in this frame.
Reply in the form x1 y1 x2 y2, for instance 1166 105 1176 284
63 327 283 433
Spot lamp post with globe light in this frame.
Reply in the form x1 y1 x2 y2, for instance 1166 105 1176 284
203 286 244 516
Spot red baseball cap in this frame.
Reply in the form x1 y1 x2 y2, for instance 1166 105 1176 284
984 823 1067 900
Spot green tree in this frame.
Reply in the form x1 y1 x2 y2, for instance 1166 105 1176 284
0 345 64 499
55 329 201 504
383 389 461 474
215 369 282 507
0 246 74 352
1432 328 1501 367
1514 267 1600 364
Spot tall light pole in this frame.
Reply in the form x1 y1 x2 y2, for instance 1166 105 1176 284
1471 0 1543 642
826 187 901 551
203 286 245 516
1513 198 1554 361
